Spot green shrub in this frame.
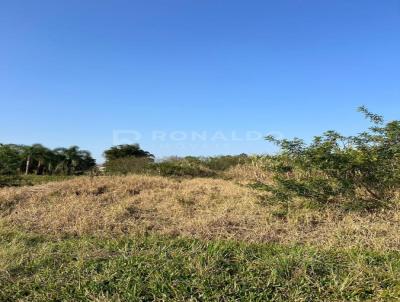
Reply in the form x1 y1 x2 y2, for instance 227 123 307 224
0 144 21 174
203 154 249 171
152 160 216 178
0 144 22 187
103 154 251 178
104 157 152 175
0 175 21 187
266 107 400 206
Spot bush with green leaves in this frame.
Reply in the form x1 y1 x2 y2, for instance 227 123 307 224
265 107 400 206
0 144 21 175
104 157 153 175
149 155 250 178
0 144 22 186
152 159 216 178
104 156 216 178
203 154 249 171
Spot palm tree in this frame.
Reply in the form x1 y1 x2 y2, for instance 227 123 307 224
53 146 95 175
22 144 49 175
34 145 52 175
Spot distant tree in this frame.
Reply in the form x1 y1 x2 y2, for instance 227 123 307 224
104 144 154 162
75 149 96 173
54 146 96 175
0 143 95 177
0 144 22 175
21 144 51 175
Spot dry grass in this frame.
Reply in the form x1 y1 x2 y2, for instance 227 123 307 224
1 175 399 250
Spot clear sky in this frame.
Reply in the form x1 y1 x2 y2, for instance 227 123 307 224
1 0 399 161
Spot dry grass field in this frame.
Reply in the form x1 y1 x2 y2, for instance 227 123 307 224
1 174 399 250
1 173 400 301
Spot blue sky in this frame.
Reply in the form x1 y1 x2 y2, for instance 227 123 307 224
1 0 399 161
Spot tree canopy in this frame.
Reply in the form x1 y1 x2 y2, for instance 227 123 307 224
0 144 96 176
103 144 154 162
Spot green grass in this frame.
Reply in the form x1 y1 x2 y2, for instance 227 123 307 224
1 228 399 301
1 175 77 187
19 174 76 186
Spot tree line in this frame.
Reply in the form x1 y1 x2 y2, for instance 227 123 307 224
1 107 399 207
0 144 96 176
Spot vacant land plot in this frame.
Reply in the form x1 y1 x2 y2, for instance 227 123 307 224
1 175 399 301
